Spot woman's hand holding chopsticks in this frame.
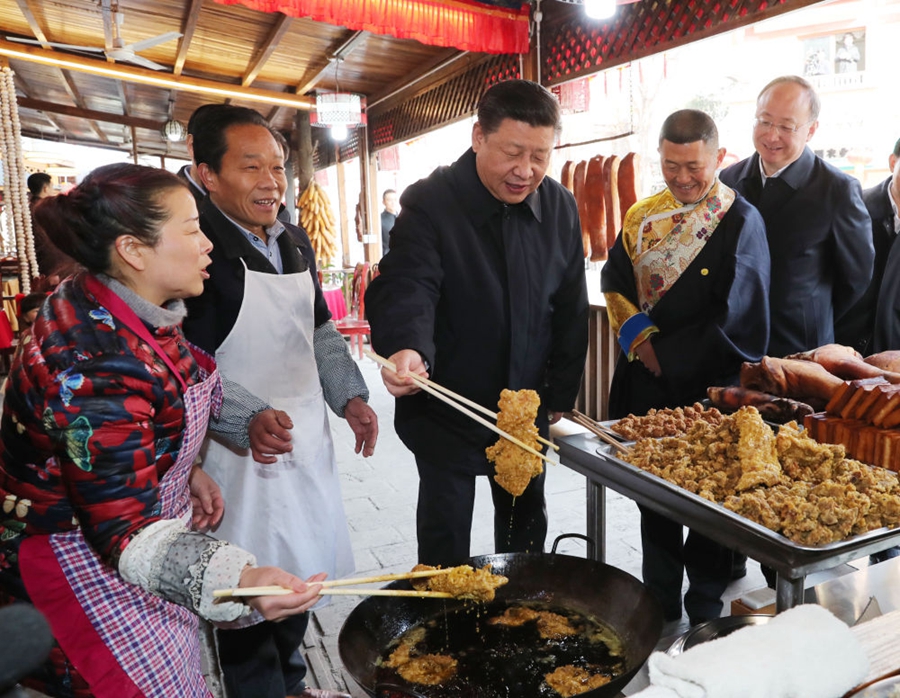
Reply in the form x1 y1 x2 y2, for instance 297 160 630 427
235 567 327 620
378 349 430 397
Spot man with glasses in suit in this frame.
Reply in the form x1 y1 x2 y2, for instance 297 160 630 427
720 75 873 586
720 75 872 360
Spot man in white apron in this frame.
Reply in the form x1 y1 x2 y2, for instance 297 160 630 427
183 106 378 698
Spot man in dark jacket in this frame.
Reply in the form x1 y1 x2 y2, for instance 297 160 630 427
836 137 900 355
366 79 589 567
719 75 873 358
602 109 770 626
182 106 372 698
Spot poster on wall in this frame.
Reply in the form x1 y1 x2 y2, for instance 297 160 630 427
803 30 865 76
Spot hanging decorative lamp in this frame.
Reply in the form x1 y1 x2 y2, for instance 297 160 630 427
311 92 367 142
310 58 366 142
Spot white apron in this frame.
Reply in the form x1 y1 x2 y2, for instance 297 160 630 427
203 262 354 594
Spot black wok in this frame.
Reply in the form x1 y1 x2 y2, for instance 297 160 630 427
338 537 663 698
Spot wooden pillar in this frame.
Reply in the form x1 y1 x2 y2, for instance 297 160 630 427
293 111 313 196
357 126 379 263
336 152 351 268
130 126 138 164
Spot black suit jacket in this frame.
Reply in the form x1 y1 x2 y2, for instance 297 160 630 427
834 177 898 354
182 201 330 356
366 148 589 462
864 178 900 353
720 147 873 357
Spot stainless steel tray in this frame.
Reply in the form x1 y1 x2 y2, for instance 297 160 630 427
564 434 900 579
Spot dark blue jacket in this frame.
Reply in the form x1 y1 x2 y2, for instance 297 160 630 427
720 147 873 357
602 193 771 418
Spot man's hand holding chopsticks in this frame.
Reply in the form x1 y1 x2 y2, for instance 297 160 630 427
380 349 430 397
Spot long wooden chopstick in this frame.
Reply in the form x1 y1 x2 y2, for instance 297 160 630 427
571 410 631 456
366 350 556 466
319 589 453 598
213 586 453 599
319 567 457 588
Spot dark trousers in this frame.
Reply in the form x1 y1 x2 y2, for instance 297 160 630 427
216 613 309 698
640 506 734 625
415 454 548 566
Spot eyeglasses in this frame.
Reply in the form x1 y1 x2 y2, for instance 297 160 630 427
753 118 810 136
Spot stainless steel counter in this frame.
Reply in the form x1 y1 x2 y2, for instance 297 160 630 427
557 432 900 613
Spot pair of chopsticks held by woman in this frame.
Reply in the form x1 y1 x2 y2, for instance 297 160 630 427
0 164 329 697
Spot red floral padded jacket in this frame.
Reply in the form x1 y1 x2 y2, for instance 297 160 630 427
0 273 201 602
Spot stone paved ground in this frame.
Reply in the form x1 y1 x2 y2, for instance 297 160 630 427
303 357 774 696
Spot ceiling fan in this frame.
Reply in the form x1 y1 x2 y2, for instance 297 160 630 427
6 10 181 71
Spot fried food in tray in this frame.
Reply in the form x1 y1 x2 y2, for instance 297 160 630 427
486 388 543 497
624 406 900 545
410 563 509 602
609 402 724 440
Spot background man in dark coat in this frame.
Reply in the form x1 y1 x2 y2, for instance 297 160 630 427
366 79 589 567
719 75 873 358
380 188 398 255
836 136 900 355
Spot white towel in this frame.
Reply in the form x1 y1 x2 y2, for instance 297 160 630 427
632 604 868 698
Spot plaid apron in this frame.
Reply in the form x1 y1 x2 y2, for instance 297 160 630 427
19 277 224 698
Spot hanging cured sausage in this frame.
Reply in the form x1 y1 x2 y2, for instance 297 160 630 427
585 156 608 261
572 160 590 259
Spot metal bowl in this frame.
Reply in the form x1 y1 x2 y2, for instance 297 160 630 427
667 614 773 656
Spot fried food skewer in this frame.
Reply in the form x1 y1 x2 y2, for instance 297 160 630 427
364 350 558 452
366 351 555 466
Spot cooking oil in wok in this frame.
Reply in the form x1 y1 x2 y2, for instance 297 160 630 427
375 600 625 697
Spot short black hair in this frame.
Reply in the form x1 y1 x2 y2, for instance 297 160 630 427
19 292 47 317
476 79 561 137
27 172 52 198
191 106 273 173
187 103 230 137
659 109 719 148
893 137 900 158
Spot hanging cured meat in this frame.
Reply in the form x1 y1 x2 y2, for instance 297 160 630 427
560 161 575 194
572 160 590 258
585 156 608 261
617 152 641 222
602 155 622 253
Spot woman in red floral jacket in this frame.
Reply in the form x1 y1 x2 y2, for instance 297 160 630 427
0 163 323 698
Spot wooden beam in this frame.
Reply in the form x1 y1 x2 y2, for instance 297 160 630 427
13 72 66 135
268 30 368 122
116 79 130 117
59 69 110 143
242 14 292 87
13 0 49 46
0 39 315 110
174 0 204 77
17 97 164 131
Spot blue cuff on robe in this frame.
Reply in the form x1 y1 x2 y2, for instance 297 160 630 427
618 313 655 354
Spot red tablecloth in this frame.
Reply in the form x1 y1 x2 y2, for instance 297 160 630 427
323 287 348 321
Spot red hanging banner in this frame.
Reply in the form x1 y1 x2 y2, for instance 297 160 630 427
213 0 531 54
